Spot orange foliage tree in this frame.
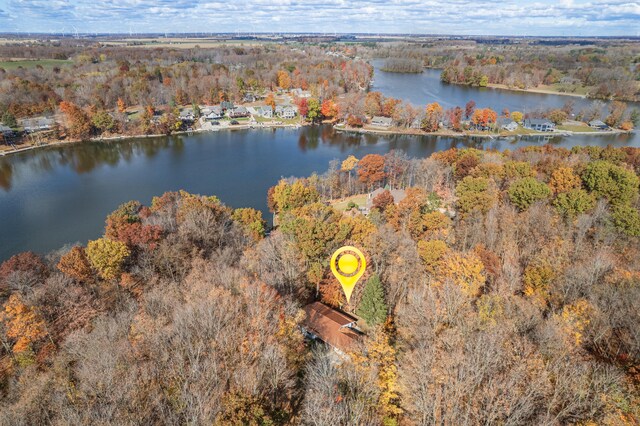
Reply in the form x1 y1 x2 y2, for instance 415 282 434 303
422 102 443 132
1 294 48 354
357 154 386 188
471 108 498 129
321 99 338 119
57 246 94 283
59 101 93 139
277 70 291 90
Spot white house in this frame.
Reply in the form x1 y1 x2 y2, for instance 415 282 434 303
256 106 274 118
371 116 393 127
276 105 297 119
498 118 518 132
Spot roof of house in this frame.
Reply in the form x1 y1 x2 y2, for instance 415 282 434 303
19 117 55 129
498 117 516 126
371 116 393 125
525 118 554 126
589 120 607 127
302 302 360 353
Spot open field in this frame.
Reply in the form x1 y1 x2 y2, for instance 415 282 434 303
331 194 368 211
0 59 72 70
101 38 277 49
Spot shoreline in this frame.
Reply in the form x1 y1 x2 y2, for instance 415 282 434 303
0 121 304 158
1 120 634 159
333 124 633 139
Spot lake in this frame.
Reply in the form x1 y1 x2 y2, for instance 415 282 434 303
371 62 640 145
0 66 638 260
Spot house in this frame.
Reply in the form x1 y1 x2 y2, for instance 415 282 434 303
20 117 55 133
589 120 608 130
371 116 393 127
291 88 311 98
256 106 273 118
411 113 425 129
498 118 518 132
0 124 14 140
364 188 407 214
243 93 258 103
523 118 555 132
228 106 249 118
203 106 223 120
179 109 195 122
275 105 297 119
301 302 362 355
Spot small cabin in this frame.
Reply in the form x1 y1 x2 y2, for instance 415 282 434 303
301 302 361 355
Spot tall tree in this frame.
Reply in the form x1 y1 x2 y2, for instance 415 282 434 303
356 275 388 326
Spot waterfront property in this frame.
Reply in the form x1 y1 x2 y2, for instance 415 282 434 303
19 117 55 133
275 105 298 119
589 120 609 130
371 116 393 127
256 106 274 118
524 118 555 132
498 118 518 132
229 106 250 118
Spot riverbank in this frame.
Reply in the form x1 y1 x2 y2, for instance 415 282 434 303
0 121 304 158
333 123 632 139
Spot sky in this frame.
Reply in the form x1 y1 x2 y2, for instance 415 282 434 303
0 0 638 36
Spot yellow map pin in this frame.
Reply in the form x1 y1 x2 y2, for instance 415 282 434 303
330 246 366 303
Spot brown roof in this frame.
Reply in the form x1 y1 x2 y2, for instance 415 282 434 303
302 302 361 353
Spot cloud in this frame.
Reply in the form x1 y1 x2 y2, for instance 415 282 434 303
1 0 638 35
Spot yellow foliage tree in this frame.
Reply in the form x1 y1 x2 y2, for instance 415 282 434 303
1 294 48 354
86 238 130 280
549 166 581 194
559 299 594 347
511 111 523 123
437 251 486 297
417 239 449 274
277 70 291 90
341 155 359 172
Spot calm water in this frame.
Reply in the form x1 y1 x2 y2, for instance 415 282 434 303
371 62 640 145
0 65 639 260
0 126 636 260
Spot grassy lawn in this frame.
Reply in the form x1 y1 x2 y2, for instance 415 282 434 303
557 124 598 132
331 194 368 211
0 59 72 70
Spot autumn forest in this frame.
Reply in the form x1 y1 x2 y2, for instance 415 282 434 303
1 144 639 424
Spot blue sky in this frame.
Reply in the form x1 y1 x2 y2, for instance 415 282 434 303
0 0 638 36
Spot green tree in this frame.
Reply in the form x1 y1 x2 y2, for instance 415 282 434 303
508 177 551 210
479 75 489 87
91 110 117 133
456 176 497 215
356 275 387 326
1 111 17 128
582 160 640 205
232 208 266 241
611 204 640 236
307 98 321 123
554 189 596 218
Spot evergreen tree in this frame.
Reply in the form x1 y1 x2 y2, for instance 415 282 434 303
356 274 388 326
1 111 17 128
